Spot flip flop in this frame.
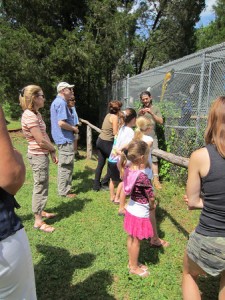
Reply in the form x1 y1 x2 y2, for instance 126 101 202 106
113 200 120 205
118 211 125 216
129 267 150 278
150 239 170 248
128 263 148 271
41 212 57 219
34 222 55 233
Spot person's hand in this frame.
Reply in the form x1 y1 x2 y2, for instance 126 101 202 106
183 194 192 210
73 126 79 134
116 149 122 155
139 108 145 115
183 194 188 205
50 152 58 164
150 202 156 211
143 107 153 115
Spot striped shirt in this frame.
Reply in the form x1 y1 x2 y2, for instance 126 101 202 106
21 109 49 155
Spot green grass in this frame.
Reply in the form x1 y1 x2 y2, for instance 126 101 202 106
6 118 21 130
10 134 219 300
4 111 21 130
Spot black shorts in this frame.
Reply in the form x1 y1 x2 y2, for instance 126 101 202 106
108 162 121 182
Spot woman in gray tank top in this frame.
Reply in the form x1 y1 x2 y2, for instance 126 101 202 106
182 96 225 300
93 100 122 191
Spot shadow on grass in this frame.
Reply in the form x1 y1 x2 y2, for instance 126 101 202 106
20 197 92 223
72 179 94 193
157 206 189 238
140 204 189 265
72 165 96 193
49 197 93 223
73 165 95 180
35 244 115 300
198 275 219 300
139 205 169 265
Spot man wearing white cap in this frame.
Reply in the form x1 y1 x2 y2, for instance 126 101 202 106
50 82 78 198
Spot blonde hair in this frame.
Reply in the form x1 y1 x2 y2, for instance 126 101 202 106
205 96 225 157
118 110 125 129
134 116 153 141
119 140 149 178
19 85 42 112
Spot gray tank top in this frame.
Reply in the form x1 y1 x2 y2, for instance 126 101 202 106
196 144 225 237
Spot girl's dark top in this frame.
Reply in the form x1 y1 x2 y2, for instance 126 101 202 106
0 188 23 241
196 144 225 237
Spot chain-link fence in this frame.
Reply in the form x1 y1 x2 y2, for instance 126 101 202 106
108 42 225 160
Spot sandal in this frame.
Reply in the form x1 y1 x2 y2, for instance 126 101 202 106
128 263 148 271
118 211 125 216
34 222 55 233
118 208 126 216
150 238 169 248
41 211 57 219
113 199 120 205
129 267 150 278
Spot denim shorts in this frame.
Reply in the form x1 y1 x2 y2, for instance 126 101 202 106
187 230 225 276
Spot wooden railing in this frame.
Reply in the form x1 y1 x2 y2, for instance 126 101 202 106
80 118 189 168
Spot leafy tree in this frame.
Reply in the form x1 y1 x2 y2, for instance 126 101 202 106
0 0 137 124
0 0 206 125
1 0 88 35
128 0 205 73
195 0 225 50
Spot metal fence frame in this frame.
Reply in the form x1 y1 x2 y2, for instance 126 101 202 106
108 42 225 158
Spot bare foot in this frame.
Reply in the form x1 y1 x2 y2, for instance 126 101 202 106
129 267 150 277
150 238 169 248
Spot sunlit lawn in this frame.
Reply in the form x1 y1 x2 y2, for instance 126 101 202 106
10 132 219 300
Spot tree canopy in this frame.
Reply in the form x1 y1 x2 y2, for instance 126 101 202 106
0 0 205 123
195 0 225 50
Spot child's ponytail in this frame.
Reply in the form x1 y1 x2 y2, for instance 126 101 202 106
118 149 128 179
134 116 153 141
133 127 143 141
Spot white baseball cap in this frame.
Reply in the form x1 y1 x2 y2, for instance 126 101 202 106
57 82 74 93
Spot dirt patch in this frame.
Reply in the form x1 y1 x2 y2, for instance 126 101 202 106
9 130 24 139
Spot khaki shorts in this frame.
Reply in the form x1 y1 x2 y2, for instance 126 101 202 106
187 230 225 276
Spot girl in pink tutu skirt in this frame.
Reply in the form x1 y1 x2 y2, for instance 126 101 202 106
119 140 155 277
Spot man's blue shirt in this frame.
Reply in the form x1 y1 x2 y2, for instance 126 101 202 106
71 107 79 125
50 95 75 145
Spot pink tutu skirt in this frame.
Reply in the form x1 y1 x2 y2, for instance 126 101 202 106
124 210 153 240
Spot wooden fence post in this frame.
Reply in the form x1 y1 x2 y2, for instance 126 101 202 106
86 125 92 159
79 118 189 168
